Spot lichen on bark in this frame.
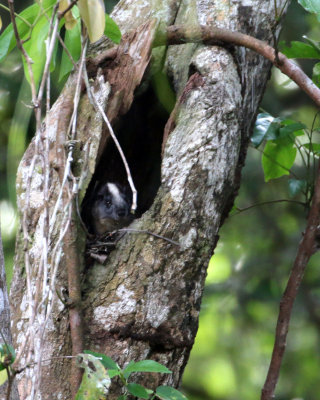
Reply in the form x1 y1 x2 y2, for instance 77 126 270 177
9 0 287 398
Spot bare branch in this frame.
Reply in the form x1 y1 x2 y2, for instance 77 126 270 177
233 199 306 215
153 25 320 108
261 163 320 400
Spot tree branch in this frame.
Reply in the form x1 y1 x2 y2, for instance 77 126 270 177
153 25 320 108
261 162 320 400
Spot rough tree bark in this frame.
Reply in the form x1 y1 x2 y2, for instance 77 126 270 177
0 229 19 400
10 0 287 399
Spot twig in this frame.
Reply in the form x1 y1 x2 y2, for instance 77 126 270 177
7 0 39 120
57 0 79 19
57 32 77 69
82 65 138 212
0 3 31 26
36 4 59 113
69 37 88 139
117 228 180 246
233 199 306 215
261 162 320 400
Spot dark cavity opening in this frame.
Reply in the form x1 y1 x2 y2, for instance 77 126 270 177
82 74 175 226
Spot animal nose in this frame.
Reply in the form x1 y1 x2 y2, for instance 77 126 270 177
117 208 127 217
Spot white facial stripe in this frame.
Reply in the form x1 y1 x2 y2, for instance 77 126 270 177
107 183 123 205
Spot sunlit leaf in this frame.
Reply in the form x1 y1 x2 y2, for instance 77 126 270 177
0 0 56 63
78 0 105 43
0 369 8 387
127 383 153 399
104 14 121 43
262 138 297 181
155 386 188 400
0 16 2 32
75 354 111 400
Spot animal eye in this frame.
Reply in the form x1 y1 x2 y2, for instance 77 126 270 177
105 200 112 208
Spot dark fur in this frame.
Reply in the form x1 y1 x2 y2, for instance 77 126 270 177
87 182 133 235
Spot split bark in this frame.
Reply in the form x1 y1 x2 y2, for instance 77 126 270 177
9 0 287 398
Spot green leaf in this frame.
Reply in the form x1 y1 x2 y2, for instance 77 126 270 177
313 62 320 87
279 40 320 59
108 369 122 378
252 113 282 147
123 360 135 380
279 120 306 137
104 14 121 44
298 0 320 21
0 0 56 63
123 360 172 377
0 26 14 63
262 138 297 182
23 14 50 88
127 383 153 399
75 354 111 399
288 179 307 197
303 142 320 155
83 350 120 370
59 8 81 81
155 386 188 400
117 396 127 400
303 35 320 55
0 344 16 371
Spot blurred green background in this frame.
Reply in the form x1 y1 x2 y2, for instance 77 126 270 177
1 1 320 399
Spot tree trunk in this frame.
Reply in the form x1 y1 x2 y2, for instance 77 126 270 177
10 0 286 398
0 229 19 400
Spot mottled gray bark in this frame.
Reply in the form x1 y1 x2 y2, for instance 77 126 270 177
0 229 19 400
10 0 286 399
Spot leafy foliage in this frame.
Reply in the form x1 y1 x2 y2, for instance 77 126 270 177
75 354 111 399
0 343 16 386
280 40 320 58
251 112 316 201
298 0 320 21
155 386 188 400
0 0 122 87
76 352 185 400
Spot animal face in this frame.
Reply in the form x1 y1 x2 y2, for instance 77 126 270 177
91 183 133 235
